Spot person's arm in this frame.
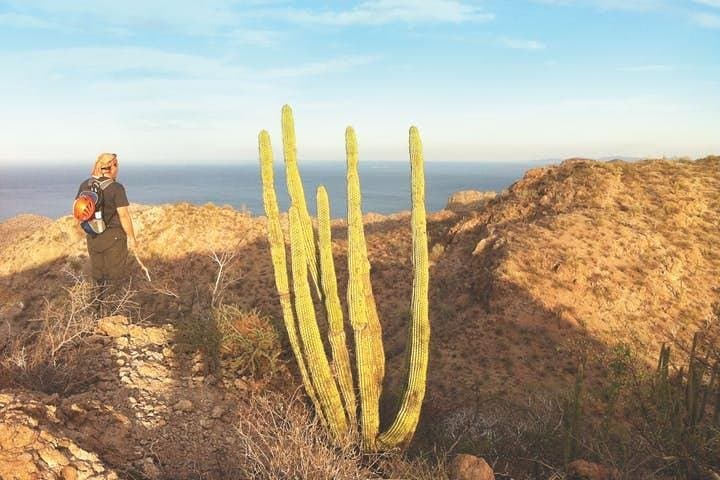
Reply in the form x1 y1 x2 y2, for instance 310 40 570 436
116 206 137 250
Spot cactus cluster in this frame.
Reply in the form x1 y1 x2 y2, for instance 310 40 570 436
258 105 430 451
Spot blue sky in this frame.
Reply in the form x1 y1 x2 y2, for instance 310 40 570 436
0 0 718 165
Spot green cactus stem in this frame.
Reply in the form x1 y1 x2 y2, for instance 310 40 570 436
346 126 384 450
288 205 349 439
317 185 357 425
258 130 324 423
282 105 320 295
377 126 430 449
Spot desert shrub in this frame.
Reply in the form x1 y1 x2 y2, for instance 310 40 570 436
214 304 283 379
233 390 372 479
428 392 566 478
568 309 720 479
626 322 720 479
176 304 284 379
0 271 137 394
230 390 451 480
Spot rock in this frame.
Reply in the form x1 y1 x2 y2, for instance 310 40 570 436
0 395 118 479
566 459 620 480
210 406 225 419
449 454 494 480
142 457 161 478
62 465 78 480
446 190 496 213
128 325 170 346
472 235 497 256
97 316 130 337
173 400 194 413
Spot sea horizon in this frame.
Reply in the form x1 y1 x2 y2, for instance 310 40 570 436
1 160 554 222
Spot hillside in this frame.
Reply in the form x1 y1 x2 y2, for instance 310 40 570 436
1 156 719 479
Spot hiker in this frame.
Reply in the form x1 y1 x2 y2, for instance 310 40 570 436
74 153 138 298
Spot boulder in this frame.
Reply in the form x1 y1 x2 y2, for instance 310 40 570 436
449 454 494 480
566 459 619 480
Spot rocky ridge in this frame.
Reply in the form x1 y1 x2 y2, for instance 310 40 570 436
1 156 719 478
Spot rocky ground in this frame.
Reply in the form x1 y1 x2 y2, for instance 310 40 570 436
1 156 719 479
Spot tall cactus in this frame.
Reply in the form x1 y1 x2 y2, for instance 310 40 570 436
259 105 430 451
346 126 386 450
282 105 320 295
377 126 430 449
258 130 323 423
317 186 357 425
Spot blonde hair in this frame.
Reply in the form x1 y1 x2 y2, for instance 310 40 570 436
92 153 117 176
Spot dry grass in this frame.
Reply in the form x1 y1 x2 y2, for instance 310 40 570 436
0 269 138 394
233 390 373 480
231 389 452 480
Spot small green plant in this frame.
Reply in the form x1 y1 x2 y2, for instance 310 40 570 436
634 328 720 479
215 304 283 379
563 361 585 466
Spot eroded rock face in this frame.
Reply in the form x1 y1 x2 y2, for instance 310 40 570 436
446 190 496 214
0 393 118 480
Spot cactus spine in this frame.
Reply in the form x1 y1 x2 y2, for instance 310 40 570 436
259 105 430 451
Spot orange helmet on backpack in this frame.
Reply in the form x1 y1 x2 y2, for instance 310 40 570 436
73 192 99 222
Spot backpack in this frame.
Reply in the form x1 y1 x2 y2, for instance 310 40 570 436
73 177 114 236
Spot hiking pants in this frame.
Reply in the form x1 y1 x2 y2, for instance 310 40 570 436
87 228 129 297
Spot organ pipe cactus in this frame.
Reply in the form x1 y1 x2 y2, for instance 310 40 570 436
258 105 430 451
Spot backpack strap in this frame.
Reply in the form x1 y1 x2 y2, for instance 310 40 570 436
96 178 114 190
85 177 117 226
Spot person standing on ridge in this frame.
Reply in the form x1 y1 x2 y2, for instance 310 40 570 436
75 153 138 300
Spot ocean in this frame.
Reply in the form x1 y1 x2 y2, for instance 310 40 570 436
0 161 545 222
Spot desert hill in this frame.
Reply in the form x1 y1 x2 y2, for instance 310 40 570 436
1 156 719 479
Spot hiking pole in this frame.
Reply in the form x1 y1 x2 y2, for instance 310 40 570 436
133 251 151 282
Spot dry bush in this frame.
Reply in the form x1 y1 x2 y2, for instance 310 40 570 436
428 392 566 478
0 270 137 394
215 304 283 379
175 304 284 379
233 390 374 480
232 390 452 480
556 306 720 479
375 450 451 480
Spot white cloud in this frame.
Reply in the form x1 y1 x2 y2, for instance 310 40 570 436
534 0 666 11
691 12 720 27
227 29 283 47
693 0 720 7
0 12 63 30
3 1 493 34
275 0 494 26
499 37 546 50
0 46 380 92
618 64 674 72
263 55 380 78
